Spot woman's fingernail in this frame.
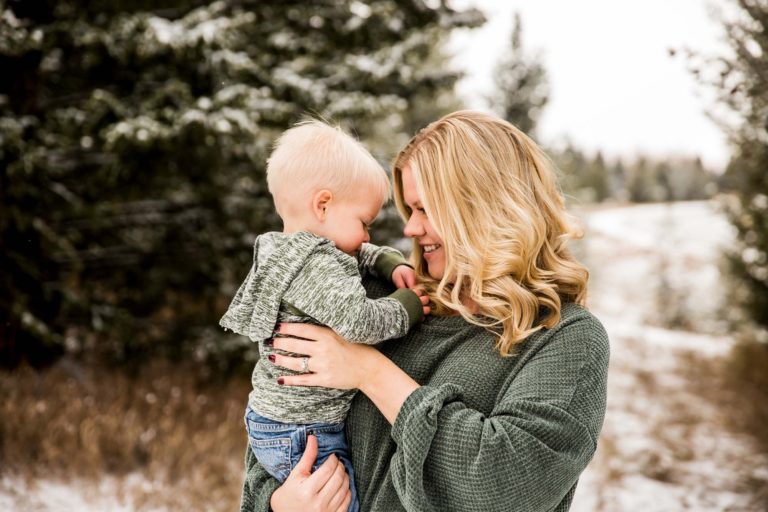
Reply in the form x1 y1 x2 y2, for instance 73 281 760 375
268 355 275 363
275 323 282 330
277 377 285 385
264 339 273 347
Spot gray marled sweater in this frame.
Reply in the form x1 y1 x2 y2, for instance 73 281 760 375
220 231 423 424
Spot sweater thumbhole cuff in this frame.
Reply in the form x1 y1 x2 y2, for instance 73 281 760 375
375 252 411 280
388 288 424 328
391 383 463 444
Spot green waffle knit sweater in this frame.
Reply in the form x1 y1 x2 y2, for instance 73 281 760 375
239 279 610 512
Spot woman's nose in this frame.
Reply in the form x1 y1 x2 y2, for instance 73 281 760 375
403 214 424 238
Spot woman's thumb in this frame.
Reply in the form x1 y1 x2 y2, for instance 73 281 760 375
294 434 318 475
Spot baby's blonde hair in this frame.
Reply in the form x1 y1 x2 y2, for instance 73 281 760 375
393 110 589 356
267 118 390 212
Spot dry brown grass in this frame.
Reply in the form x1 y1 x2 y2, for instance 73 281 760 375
720 339 768 454
679 339 768 453
678 340 768 510
0 358 251 510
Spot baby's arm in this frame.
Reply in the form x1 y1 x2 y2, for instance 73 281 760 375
282 252 423 344
358 242 419 292
357 243 412 281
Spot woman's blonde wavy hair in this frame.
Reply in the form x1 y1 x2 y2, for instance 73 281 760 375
392 110 589 356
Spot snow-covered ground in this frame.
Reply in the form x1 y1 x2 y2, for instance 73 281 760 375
0 474 147 512
571 201 768 512
3 201 767 511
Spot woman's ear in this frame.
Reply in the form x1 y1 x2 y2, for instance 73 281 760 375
311 189 333 222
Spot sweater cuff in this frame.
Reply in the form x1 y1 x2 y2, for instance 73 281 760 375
241 444 281 512
375 252 411 280
388 288 424 329
391 384 463 444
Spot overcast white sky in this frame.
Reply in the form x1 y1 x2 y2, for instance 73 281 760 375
448 0 731 170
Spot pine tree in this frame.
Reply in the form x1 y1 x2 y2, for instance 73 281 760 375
608 158 629 202
708 0 768 332
626 157 656 203
552 144 588 202
0 0 484 368
487 12 548 137
588 151 610 202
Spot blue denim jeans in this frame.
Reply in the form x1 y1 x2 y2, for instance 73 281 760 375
244 407 359 512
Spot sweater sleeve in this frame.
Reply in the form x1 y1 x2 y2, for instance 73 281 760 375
357 243 411 280
282 252 423 344
388 316 610 512
240 442 279 512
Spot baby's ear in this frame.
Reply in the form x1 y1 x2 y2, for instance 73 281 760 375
311 189 333 221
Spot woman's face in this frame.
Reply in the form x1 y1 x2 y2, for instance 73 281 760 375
401 165 446 280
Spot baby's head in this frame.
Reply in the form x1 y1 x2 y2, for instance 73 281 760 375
266 119 390 255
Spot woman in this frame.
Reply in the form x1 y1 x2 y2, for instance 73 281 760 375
241 111 610 512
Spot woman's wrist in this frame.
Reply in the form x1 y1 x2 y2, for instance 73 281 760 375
357 348 420 424
355 347 387 393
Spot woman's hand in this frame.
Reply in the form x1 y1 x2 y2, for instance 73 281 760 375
270 323 375 389
270 323 421 424
270 434 351 512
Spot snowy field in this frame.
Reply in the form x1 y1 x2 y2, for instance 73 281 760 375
3 201 767 511
571 201 768 512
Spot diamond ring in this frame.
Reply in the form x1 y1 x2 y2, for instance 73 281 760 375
301 356 310 373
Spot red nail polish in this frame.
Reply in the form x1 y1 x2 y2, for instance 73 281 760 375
268 355 275 363
264 339 273 347
277 377 284 385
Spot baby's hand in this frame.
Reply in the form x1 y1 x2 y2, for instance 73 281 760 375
391 265 430 316
414 287 431 316
391 264 417 289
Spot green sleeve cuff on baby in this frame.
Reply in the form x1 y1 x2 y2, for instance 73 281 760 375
388 288 424 329
375 252 412 280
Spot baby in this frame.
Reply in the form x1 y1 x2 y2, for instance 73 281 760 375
220 119 427 512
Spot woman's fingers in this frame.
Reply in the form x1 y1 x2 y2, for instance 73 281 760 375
320 455 348 495
326 472 351 512
318 455 349 507
277 373 319 387
306 453 341 494
269 353 313 373
336 489 352 512
271 336 317 356
293 434 319 479
275 322 330 340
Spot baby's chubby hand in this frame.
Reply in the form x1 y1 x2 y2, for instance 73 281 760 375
392 265 430 316
413 287 431 316
391 264 417 289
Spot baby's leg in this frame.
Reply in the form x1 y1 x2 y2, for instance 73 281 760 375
243 407 298 483
305 421 359 512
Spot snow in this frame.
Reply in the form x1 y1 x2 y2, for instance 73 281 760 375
0 474 149 512
2 201 766 510
570 200 768 512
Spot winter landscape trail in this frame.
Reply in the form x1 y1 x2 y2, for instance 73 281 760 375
572 201 768 512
